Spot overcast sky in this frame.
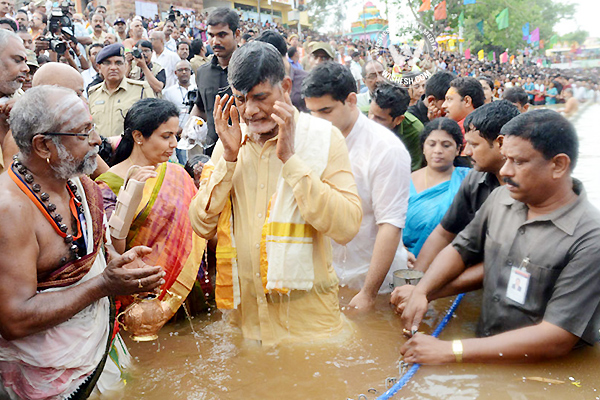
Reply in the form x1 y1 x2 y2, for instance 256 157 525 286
344 0 600 38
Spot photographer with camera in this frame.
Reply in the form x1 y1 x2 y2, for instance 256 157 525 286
163 59 196 127
33 1 89 72
149 30 179 90
127 40 166 95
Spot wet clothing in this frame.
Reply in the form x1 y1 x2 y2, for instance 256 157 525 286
452 181 600 344
96 163 204 310
404 167 470 257
440 170 501 235
332 112 411 292
0 177 130 399
189 111 362 346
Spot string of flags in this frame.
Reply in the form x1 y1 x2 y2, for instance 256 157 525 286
415 0 561 60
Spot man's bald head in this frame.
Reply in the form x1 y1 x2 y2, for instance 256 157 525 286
149 30 165 54
174 59 192 86
32 62 85 99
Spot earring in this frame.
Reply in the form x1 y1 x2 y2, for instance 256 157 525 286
46 158 50 164
137 142 142 145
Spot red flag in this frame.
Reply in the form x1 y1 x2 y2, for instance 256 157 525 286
500 52 508 63
465 48 471 59
418 0 431 11
434 0 447 20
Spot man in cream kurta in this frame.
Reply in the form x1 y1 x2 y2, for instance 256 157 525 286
189 42 362 346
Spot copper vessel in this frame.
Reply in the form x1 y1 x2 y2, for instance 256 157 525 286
117 291 182 341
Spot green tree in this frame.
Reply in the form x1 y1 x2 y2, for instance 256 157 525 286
307 0 346 32
393 0 575 53
560 29 589 46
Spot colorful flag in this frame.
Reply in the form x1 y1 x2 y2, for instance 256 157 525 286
465 48 471 59
464 0 476 4
495 8 509 30
488 51 494 61
500 51 508 63
539 39 545 49
509 55 515 64
418 0 431 12
522 23 529 40
434 0 447 20
478 49 484 60
476 20 484 36
549 34 559 48
458 11 465 27
530 27 540 42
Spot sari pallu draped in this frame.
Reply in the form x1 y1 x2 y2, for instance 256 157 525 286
403 167 470 257
96 162 205 309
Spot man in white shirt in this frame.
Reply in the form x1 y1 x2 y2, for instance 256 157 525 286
163 19 177 53
150 30 179 90
81 43 103 97
303 62 411 310
162 59 196 129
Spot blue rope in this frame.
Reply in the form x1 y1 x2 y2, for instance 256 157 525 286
376 293 465 400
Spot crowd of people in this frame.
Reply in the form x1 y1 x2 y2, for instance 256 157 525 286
0 2 599 399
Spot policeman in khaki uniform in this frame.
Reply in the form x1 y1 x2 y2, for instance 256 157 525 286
89 43 155 138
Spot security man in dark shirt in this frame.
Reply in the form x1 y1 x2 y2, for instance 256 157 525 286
401 109 600 364
391 100 520 309
189 7 239 156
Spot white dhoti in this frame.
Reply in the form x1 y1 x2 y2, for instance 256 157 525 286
0 177 130 400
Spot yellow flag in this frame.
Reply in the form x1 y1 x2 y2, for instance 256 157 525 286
478 49 484 60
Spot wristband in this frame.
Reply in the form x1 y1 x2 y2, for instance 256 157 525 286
452 340 463 363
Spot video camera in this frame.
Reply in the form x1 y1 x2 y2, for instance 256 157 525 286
184 89 199 112
41 1 76 55
131 46 143 59
167 5 177 23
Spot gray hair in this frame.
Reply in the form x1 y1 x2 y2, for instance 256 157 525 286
0 29 22 51
228 41 284 95
9 85 80 155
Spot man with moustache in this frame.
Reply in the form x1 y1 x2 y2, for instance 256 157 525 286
189 7 240 155
88 43 154 139
189 42 362 345
0 29 29 175
89 13 107 44
0 85 165 399
400 109 600 364
391 101 520 311
163 19 177 53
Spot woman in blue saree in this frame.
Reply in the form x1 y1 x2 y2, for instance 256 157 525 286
403 117 470 257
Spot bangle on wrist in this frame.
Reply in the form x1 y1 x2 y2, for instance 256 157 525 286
452 340 463 363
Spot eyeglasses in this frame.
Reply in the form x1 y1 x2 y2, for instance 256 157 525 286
45 124 97 142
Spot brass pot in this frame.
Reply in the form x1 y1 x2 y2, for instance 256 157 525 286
117 291 182 341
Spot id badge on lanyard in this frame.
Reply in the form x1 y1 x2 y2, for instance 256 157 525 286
506 257 531 305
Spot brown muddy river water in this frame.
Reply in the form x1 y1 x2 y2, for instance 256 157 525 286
117 104 600 400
